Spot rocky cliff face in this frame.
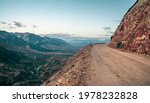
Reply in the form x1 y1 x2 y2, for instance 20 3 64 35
109 0 150 55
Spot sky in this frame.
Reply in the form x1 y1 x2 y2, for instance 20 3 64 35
0 0 136 38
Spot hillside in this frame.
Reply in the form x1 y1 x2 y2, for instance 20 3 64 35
13 32 71 52
109 0 150 55
0 30 74 86
0 46 21 63
44 45 92 86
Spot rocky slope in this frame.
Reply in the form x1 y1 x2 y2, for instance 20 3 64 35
44 45 92 86
109 0 150 55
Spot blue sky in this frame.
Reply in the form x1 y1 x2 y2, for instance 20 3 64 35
0 0 136 38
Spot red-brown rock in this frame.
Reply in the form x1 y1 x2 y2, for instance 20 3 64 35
109 0 150 55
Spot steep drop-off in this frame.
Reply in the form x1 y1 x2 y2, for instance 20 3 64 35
44 45 92 86
109 0 150 55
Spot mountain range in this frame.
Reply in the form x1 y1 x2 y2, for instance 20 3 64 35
0 30 73 53
0 30 74 86
42 34 109 47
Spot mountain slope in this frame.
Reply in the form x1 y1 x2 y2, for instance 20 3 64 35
0 30 74 86
44 45 92 86
0 30 72 52
0 45 21 63
0 30 27 47
12 32 72 52
109 0 150 55
14 32 69 47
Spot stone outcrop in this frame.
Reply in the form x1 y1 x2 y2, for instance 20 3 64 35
109 0 150 55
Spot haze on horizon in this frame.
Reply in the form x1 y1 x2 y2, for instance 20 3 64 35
0 0 136 38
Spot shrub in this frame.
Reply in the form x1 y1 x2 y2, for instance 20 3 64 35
110 35 114 40
116 42 122 48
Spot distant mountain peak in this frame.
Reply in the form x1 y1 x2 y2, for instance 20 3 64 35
0 30 72 52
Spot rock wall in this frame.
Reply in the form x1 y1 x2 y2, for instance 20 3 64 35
109 0 150 55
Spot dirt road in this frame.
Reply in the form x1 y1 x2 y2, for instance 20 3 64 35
85 44 150 86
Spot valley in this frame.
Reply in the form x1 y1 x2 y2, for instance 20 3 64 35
0 30 75 86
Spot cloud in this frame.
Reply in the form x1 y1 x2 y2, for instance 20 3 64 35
46 33 73 38
9 26 16 29
109 31 114 34
103 26 111 31
0 20 28 29
0 21 17 29
1 25 16 29
54 33 72 37
33 25 38 28
113 20 121 23
103 26 114 34
8 23 11 25
1 21 7 24
100 26 115 39
13 21 26 27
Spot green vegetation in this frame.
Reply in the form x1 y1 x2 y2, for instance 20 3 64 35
0 50 72 86
115 42 122 48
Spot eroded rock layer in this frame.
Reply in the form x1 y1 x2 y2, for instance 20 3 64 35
109 0 150 55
